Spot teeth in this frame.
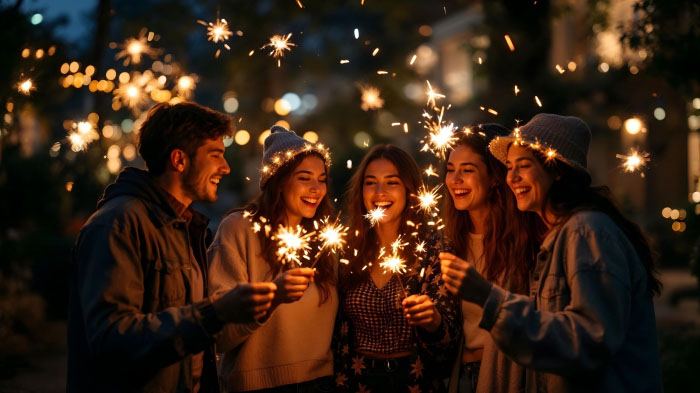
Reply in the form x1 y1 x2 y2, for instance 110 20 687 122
515 187 529 195
301 197 318 204
454 189 469 195
211 178 220 184
374 201 392 207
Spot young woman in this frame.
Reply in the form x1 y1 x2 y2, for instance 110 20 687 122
441 114 662 392
442 124 545 393
333 144 460 393
208 126 338 392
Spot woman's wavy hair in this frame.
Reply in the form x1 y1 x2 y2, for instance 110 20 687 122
229 151 335 304
443 126 546 293
340 144 424 291
530 150 662 296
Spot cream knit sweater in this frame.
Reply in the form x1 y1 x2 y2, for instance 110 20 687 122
207 212 338 392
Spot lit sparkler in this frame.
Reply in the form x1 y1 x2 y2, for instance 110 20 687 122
616 148 650 173
262 33 296 67
364 207 387 227
416 184 442 214
425 80 445 108
424 164 439 177
315 217 349 254
175 75 197 99
17 78 34 95
421 106 457 160
115 32 159 65
67 121 99 152
114 81 148 111
359 84 384 111
273 224 314 267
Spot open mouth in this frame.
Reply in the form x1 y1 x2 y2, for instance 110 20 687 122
301 196 319 206
513 186 531 199
452 188 470 197
373 201 393 209
210 177 221 185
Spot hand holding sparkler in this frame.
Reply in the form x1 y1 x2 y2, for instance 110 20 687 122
272 267 315 304
439 252 492 307
402 294 442 332
273 224 313 267
212 282 277 323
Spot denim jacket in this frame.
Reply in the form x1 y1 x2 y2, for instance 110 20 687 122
479 210 662 393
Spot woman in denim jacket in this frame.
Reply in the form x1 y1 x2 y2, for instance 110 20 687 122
440 113 662 393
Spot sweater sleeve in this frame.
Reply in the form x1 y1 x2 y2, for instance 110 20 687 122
479 219 633 377
207 213 264 352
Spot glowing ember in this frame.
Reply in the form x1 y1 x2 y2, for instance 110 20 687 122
425 80 445 108
359 84 384 111
504 34 515 51
17 78 34 95
263 33 296 67
115 33 158 65
424 164 439 178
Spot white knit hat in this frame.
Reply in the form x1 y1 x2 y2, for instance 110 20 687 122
259 125 331 188
489 113 591 182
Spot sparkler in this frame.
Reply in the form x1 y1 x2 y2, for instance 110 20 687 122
17 78 34 95
310 217 349 268
262 33 296 67
115 32 159 66
416 184 442 215
175 75 196 99
420 106 457 160
273 224 313 267
424 164 439 178
616 148 650 173
67 121 99 152
364 207 387 227
425 80 445 109
359 84 384 111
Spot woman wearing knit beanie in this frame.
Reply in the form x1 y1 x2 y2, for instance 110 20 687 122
441 113 662 392
332 144 461 393
207 125 337 392
441 124 546 393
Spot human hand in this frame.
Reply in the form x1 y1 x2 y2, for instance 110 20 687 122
273 267 315 304
402 294 442 332
439 252 470 295
213 282 277 323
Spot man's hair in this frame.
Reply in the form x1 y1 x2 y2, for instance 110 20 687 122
138 102 234 176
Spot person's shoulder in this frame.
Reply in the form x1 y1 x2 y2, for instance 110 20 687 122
88 195 150 226
561 210 624 240
218 210 258 237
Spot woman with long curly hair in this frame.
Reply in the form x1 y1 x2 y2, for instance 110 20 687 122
441 124 545 393
333 144 461 393
208 125 337 393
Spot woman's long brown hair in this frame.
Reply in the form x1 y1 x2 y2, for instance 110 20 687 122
229 151 335 304
340 144 424 290
442 129 545 294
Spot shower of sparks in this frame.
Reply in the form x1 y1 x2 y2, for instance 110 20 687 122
616 148 650 173
359 84 384 111
115 34 158 66
504 34 515 51
17 78 34 95
273 224 313 267
424 164 439 177
263 33 296 67
67 121 99 152
203 19 233 43
390 235 408 254
378 235 409 275
535 96 543 107
416 184 442 214
113 80 149 111
425 80 445 108
315 218 349 254
364 207 387 227
421 106 457 160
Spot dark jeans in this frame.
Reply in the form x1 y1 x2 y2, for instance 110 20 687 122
360 356 413 393
245 376 334 393
458 361 481 393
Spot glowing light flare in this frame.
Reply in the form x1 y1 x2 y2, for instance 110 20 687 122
504 35 515 51
514 85 519 96
364 207 387 227
379 254 407 275
424 164 439 177
273 224 314 267
421 106 457 160
616 148 650 173
263 33 296 67
115 34 158 65
315 218 349 254
425 80 445 108
359 84 384 111
17 78 34 95
535 96 543 107
416 184 442 214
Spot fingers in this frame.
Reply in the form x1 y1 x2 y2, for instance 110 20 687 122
248 282 277 294
288 267 315 278
438 252 456 261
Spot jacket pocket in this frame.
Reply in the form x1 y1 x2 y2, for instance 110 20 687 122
539 275 570 311
156 258 188 307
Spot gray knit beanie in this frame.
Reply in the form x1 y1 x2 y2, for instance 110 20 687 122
489 113 591 182
260 125 331 188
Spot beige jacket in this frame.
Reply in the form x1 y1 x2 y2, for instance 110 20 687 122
207 212 338 392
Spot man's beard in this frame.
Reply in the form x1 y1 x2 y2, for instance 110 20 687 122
182 166 216 203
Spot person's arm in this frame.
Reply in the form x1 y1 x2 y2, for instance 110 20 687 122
75 219 221 372
444 223 633 377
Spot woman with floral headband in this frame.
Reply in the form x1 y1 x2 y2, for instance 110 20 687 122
441 124 545 393
208 125 337 392
333 144 461 393
440 114 662 392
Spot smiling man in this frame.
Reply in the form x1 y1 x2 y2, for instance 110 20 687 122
68 102 277 393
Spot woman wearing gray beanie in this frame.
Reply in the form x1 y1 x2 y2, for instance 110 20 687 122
441 113 662 393
207 125 338 392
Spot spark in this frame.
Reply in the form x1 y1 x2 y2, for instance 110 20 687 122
424 164 439 177
535 96 543 107
504 34 515 51
421 106 457 160
340 59 350 64
410 54 417 65
616 148 650 173
262 33 296 67
416 184 442 214
359 84 384 111
296 0 304 8
17 78 34 95
514 85 520 95
555 64 565 74
487 108 498 116
415 241 426 254
372 48 380 56
545 148 558 162
67 121 99 152
200 18 233 43
425 80 445 108
273 224 313 267
364 207 386 227
376 70 388 75
316 218 349 254
390 235 408 254
354 28 359 39
113 80 149 112
175 75 196 99
115 33 158 65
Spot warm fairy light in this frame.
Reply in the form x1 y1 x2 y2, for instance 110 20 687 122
504 34 515 51
424 164 439 177
616 148 650 173
416 184 442 214
624 118 643 135
364 207 387 227
17 79 34 95
259 142 331 186
274 224 313 267
263 33 296 67
359 85 384 111
425 80 445 108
